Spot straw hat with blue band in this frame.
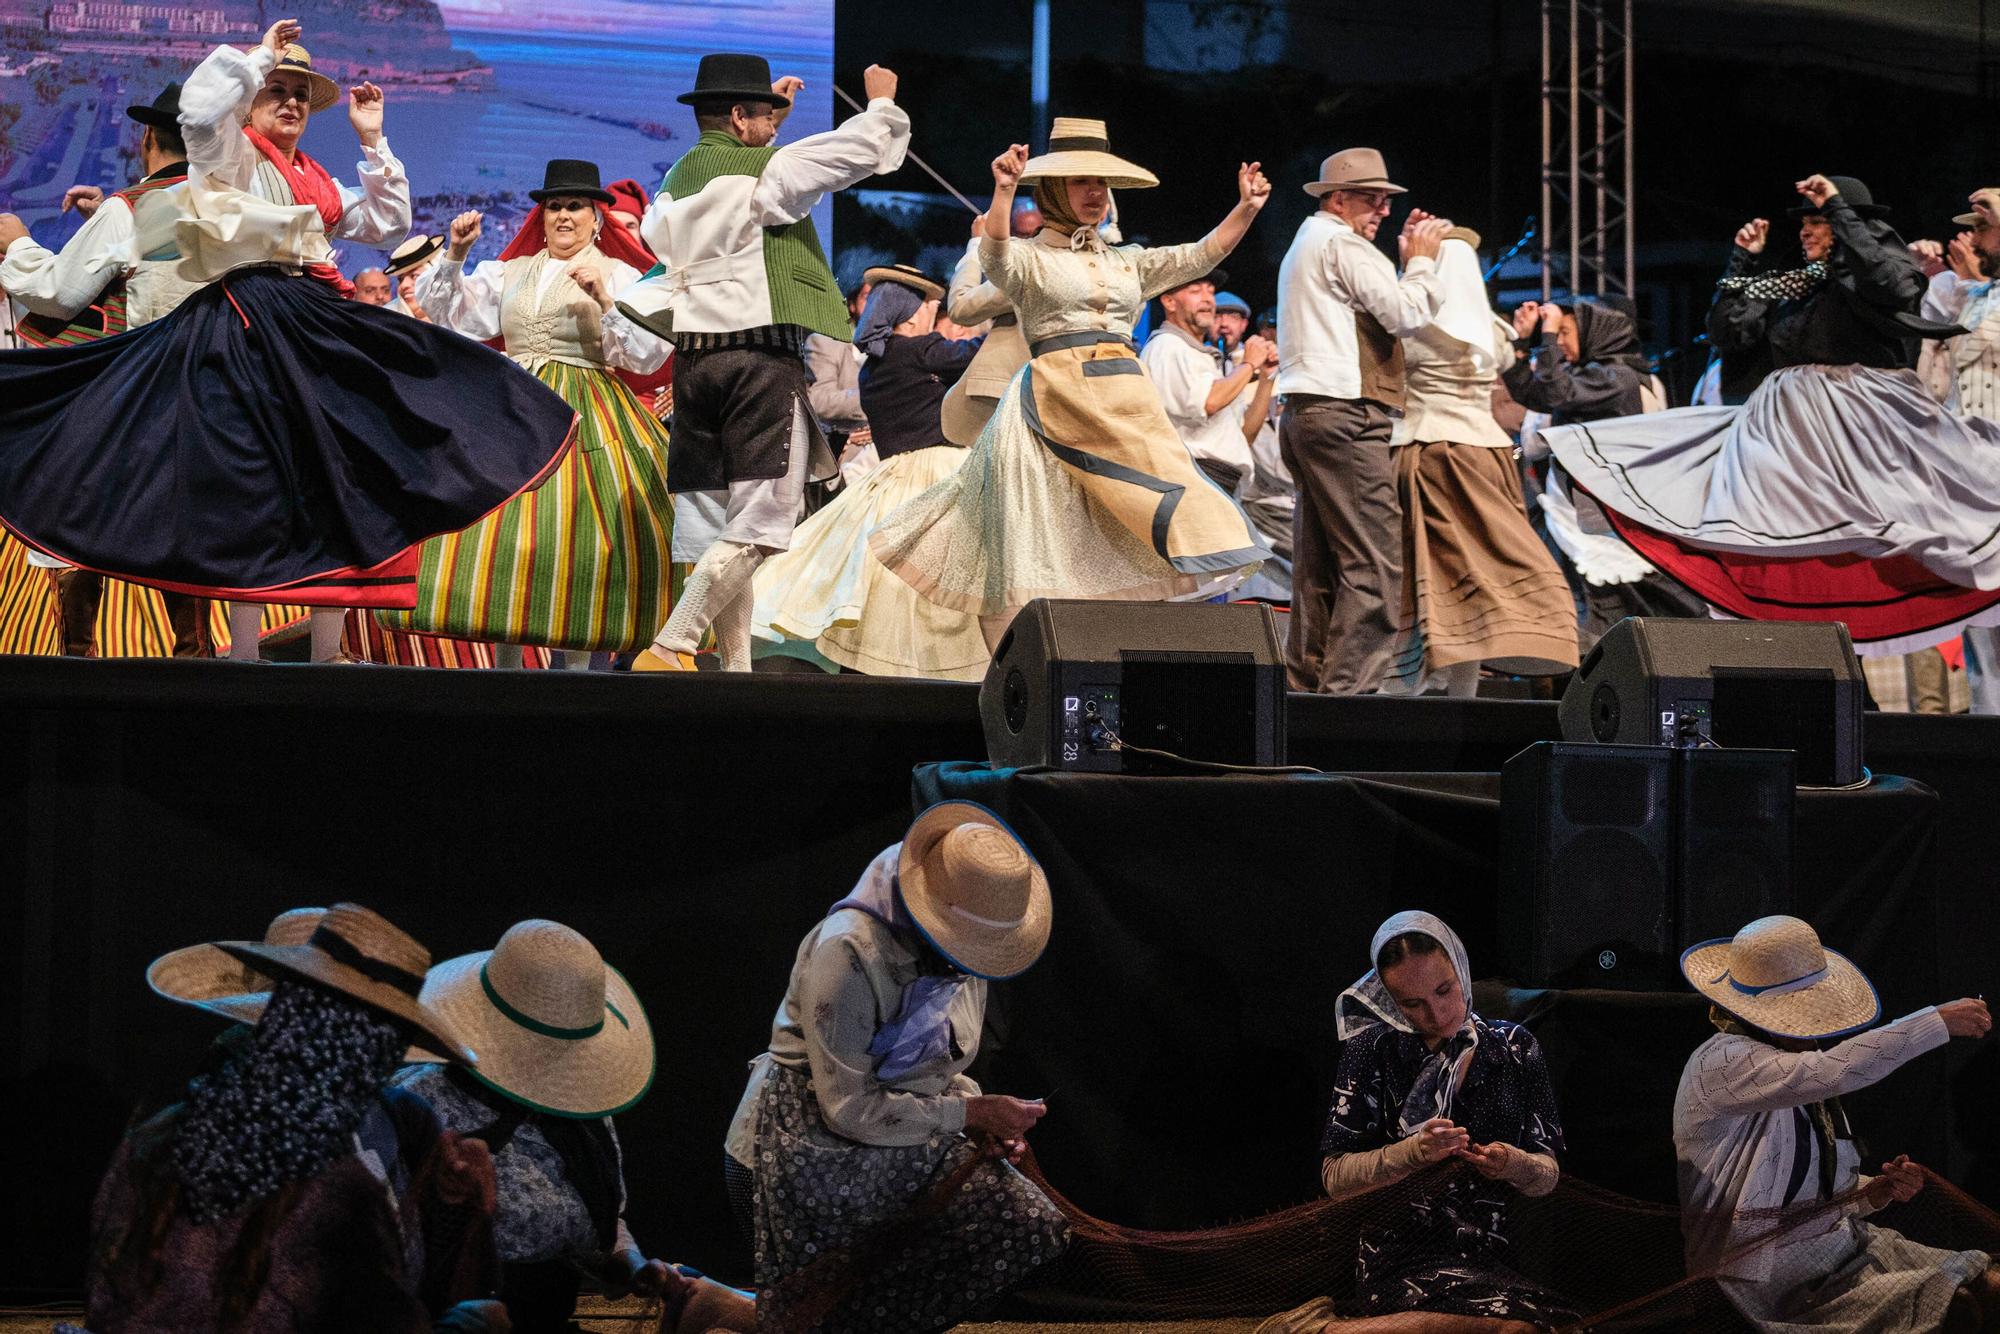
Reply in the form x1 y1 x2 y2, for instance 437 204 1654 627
410 919 655 1118
215 901 479 1064
896 800 1052 980
1680 914 1882 1041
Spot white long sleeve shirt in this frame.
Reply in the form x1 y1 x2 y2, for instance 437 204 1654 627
1142 322 1253 472
1672 1007 1948 1284
417 251 665 374
3 189 151 318
1921 269 2000 418
1277 211 1443 400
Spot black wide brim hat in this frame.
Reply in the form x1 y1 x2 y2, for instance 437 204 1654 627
126 82 182 134
1789 175 1889 219
678 52 788 109
529 159 615 205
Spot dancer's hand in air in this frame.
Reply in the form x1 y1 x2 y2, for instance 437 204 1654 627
62 185 104 218
1796 174 1837 209
1238 161 1271 211
348 82 385 148
0 213 27 251
1734 218 1769 255
262 18 302 57
862 64 898 104
992 144 1030 190
1511 301 1543 340
1864 1154 1926 1208
447 210 483 262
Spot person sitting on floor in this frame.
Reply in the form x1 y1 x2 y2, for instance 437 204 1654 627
72 904 509 1333
1261 909 1574 1334
392 919 754 1334
1674 914 1998 1332
726 800 1068 1332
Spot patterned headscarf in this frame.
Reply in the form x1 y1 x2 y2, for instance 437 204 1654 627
171 978 408 1223
1337 910 1482 1136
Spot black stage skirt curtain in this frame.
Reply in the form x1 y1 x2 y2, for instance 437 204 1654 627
913 762 1951 1231
0 268 576 606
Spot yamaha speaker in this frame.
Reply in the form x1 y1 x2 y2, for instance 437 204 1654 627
1560 618 1864 786
980 599 1287 772
1501 742 1793 989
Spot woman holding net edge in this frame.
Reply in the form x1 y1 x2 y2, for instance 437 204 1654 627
1260 910 1575 1334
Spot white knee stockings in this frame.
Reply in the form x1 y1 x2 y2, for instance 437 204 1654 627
652 541 763 671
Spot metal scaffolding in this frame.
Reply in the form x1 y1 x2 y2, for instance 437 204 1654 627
1541 0 1635 299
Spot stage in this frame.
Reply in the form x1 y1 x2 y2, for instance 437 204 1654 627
5 657 1997 1301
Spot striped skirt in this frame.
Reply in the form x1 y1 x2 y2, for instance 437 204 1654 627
380 360 681 652
0 531 306 657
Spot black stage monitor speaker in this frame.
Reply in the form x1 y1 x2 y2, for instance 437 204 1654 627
980 598 1287 772
1501 742 1793 989
1559 618 1864 786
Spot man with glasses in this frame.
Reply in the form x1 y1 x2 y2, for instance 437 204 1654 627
1276 149 1451 694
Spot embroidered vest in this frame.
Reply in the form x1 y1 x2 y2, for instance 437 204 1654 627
1354 309 1407 410
499 248 614 371
658 132 851 340
16 174 189 347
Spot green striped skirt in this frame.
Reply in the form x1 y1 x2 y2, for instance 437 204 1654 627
380 360 681 652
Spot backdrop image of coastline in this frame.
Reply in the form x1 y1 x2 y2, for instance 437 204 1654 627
0 0 834 270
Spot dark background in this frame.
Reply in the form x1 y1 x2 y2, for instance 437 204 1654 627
830 0 2000 402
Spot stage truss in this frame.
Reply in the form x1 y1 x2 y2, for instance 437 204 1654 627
1541 0 1635 299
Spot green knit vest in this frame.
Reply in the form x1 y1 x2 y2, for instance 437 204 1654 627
659 131 853 342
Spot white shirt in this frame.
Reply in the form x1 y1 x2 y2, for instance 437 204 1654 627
1277 211 1443 400
1673 1007 1946 1285
2 187 167 318
1921 269 2000 418
176 43 410 283
1142 322 1253 472
419 250 665 374
631 102 909 336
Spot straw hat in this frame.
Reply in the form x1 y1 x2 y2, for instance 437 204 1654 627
897 802 1051 980
412 920 654 1118
219 902 477 1063
1953 188 2000 227
1302 148 1406 199
273 44 341 113
148 907 325 1025
1681 915 1881 1041
862 263 944 302
384 234 440 278
1020 118 1159 191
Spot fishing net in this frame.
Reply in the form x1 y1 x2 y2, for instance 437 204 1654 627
750 1146 2000 1333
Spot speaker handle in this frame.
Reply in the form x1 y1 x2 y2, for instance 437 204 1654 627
1577 637 1606 682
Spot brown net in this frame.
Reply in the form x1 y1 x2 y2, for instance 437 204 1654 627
741 1138 2000 1332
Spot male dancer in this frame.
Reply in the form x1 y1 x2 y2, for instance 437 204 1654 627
0 84 209 655
627 54 908 671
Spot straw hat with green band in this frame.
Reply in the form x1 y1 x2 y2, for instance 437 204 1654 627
411 919 654 1118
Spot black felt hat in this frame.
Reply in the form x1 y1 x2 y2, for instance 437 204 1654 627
529 159 615 205
1789 175 1889 219
125 83 182 134
678 53 787 109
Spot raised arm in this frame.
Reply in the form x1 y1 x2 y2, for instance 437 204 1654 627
179 27 293 192
1799 174 1925 312
748 65 909 228
0 195 134 318
1134 163 1269 301
417 210 506 341
948 224 1012 325
327 81 409 246
1684 1009 1949 1122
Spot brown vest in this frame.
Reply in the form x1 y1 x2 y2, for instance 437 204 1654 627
1355 310 1407 410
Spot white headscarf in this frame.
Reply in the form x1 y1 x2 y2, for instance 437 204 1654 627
1337 909 1481 1134
1427 237 1501 379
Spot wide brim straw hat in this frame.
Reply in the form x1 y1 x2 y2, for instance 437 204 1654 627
409 919 654 1118
1953 188 2000 227
219 902 477 1064
274 44 342 113
1681 914 1881 1041
1020 118 1159 191
862 263 944 301
148 907 326 1025
897 801 1052 980
385 234 441 277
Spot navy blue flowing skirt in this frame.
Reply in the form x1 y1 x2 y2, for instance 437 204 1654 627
0 267 576 606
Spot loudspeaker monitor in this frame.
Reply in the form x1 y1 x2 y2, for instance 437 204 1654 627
1559 618 1864 786
980 599 1287 772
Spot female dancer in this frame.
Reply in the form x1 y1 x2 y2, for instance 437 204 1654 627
1543 174 2000 653
0 19 576 663
405 160 677 666
752 263 990 679
869 121 1268 648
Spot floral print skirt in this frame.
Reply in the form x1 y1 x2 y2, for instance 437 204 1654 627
749 1061 1068 1333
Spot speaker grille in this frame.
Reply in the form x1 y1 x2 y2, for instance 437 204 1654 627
1561 756 1660 828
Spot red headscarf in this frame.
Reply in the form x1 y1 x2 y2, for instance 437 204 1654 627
492 193 668 396
243 126 354 296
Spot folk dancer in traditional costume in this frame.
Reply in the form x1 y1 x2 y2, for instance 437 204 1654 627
1674 915 1998 1331
1382 228 1579 696
626 55 910 672
404 160 676 667
1542 174 2000 654
0 21 576 664
1275 149 1453 694
752 264 989 679
869 122 1270 650
938 214 1027 447
0 84 210 657
727 802 1068 1332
